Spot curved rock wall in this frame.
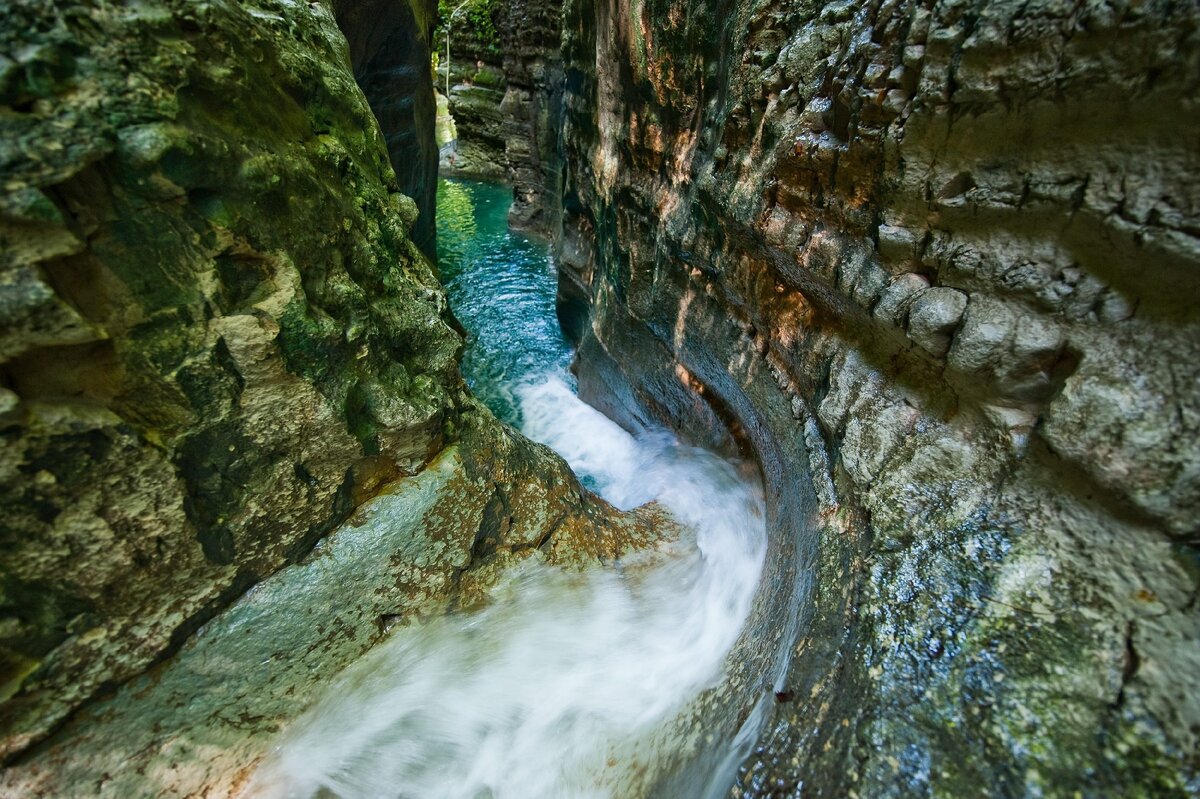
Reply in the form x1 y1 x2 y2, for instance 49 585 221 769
557 0 1200 795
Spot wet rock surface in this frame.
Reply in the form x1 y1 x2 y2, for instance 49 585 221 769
435 10 510 181
0 401 669 798
0 0 667 787
1 0 451 758
2 0 1198 795
556 0 1200 794
494 0 566 234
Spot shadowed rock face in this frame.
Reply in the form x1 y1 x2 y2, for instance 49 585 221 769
333 0 440 258
0 0 666 787
494 0 566 234
556 0 1199 795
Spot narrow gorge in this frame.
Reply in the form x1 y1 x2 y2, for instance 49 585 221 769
1 1 1197 798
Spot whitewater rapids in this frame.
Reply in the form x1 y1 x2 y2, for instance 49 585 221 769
249 179 766 798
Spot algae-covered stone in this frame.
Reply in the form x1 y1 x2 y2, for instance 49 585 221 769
0 0 463 758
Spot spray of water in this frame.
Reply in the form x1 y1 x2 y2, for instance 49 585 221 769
248 180 766 798
250 374 765 799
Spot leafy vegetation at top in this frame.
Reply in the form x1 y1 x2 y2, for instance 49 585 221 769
435 0 500 57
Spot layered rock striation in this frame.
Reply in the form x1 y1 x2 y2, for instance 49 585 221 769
556 0 1200 795
3 0 1198 795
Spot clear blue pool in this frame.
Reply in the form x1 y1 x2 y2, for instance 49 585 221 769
436 178 573 428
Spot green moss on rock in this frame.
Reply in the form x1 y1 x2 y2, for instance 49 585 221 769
0 0 461 759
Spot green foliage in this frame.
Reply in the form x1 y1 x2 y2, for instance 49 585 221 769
435 0 499 57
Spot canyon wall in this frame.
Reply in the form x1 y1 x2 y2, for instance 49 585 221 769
436 12 509 181
557 0 1200 795
333 0 441 258
0 0 661 791
494 0 567 233
439 0 565 235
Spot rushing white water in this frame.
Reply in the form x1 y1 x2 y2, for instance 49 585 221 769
249 180 766 798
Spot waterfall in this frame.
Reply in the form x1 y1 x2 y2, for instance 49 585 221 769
250 180 766 799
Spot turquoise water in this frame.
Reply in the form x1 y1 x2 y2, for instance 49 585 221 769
254 179 767 799
436 178 573 427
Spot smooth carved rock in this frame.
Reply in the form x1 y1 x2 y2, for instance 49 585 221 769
947 295 1015 376
0 407 675 798
555 0 1200 794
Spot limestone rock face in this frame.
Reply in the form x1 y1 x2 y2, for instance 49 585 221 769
0 0 665 784
0 0 458 759
448 78 511 180
436 9 510 180
557 0 1200 794
438 0 565 236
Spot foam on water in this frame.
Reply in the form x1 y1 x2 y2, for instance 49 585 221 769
249 180 766 798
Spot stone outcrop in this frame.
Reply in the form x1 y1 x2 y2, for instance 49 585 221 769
446 73 511 181
438 0 565 236
5 0 1198 794
0 0 667 787
332 0 440 258
556 0 1200 795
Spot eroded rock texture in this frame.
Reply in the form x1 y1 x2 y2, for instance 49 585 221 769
439 0 565 235
557 0 1200 795
333 0 440 257
0 408 670 797
0 0 663 788
1 0 450 758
